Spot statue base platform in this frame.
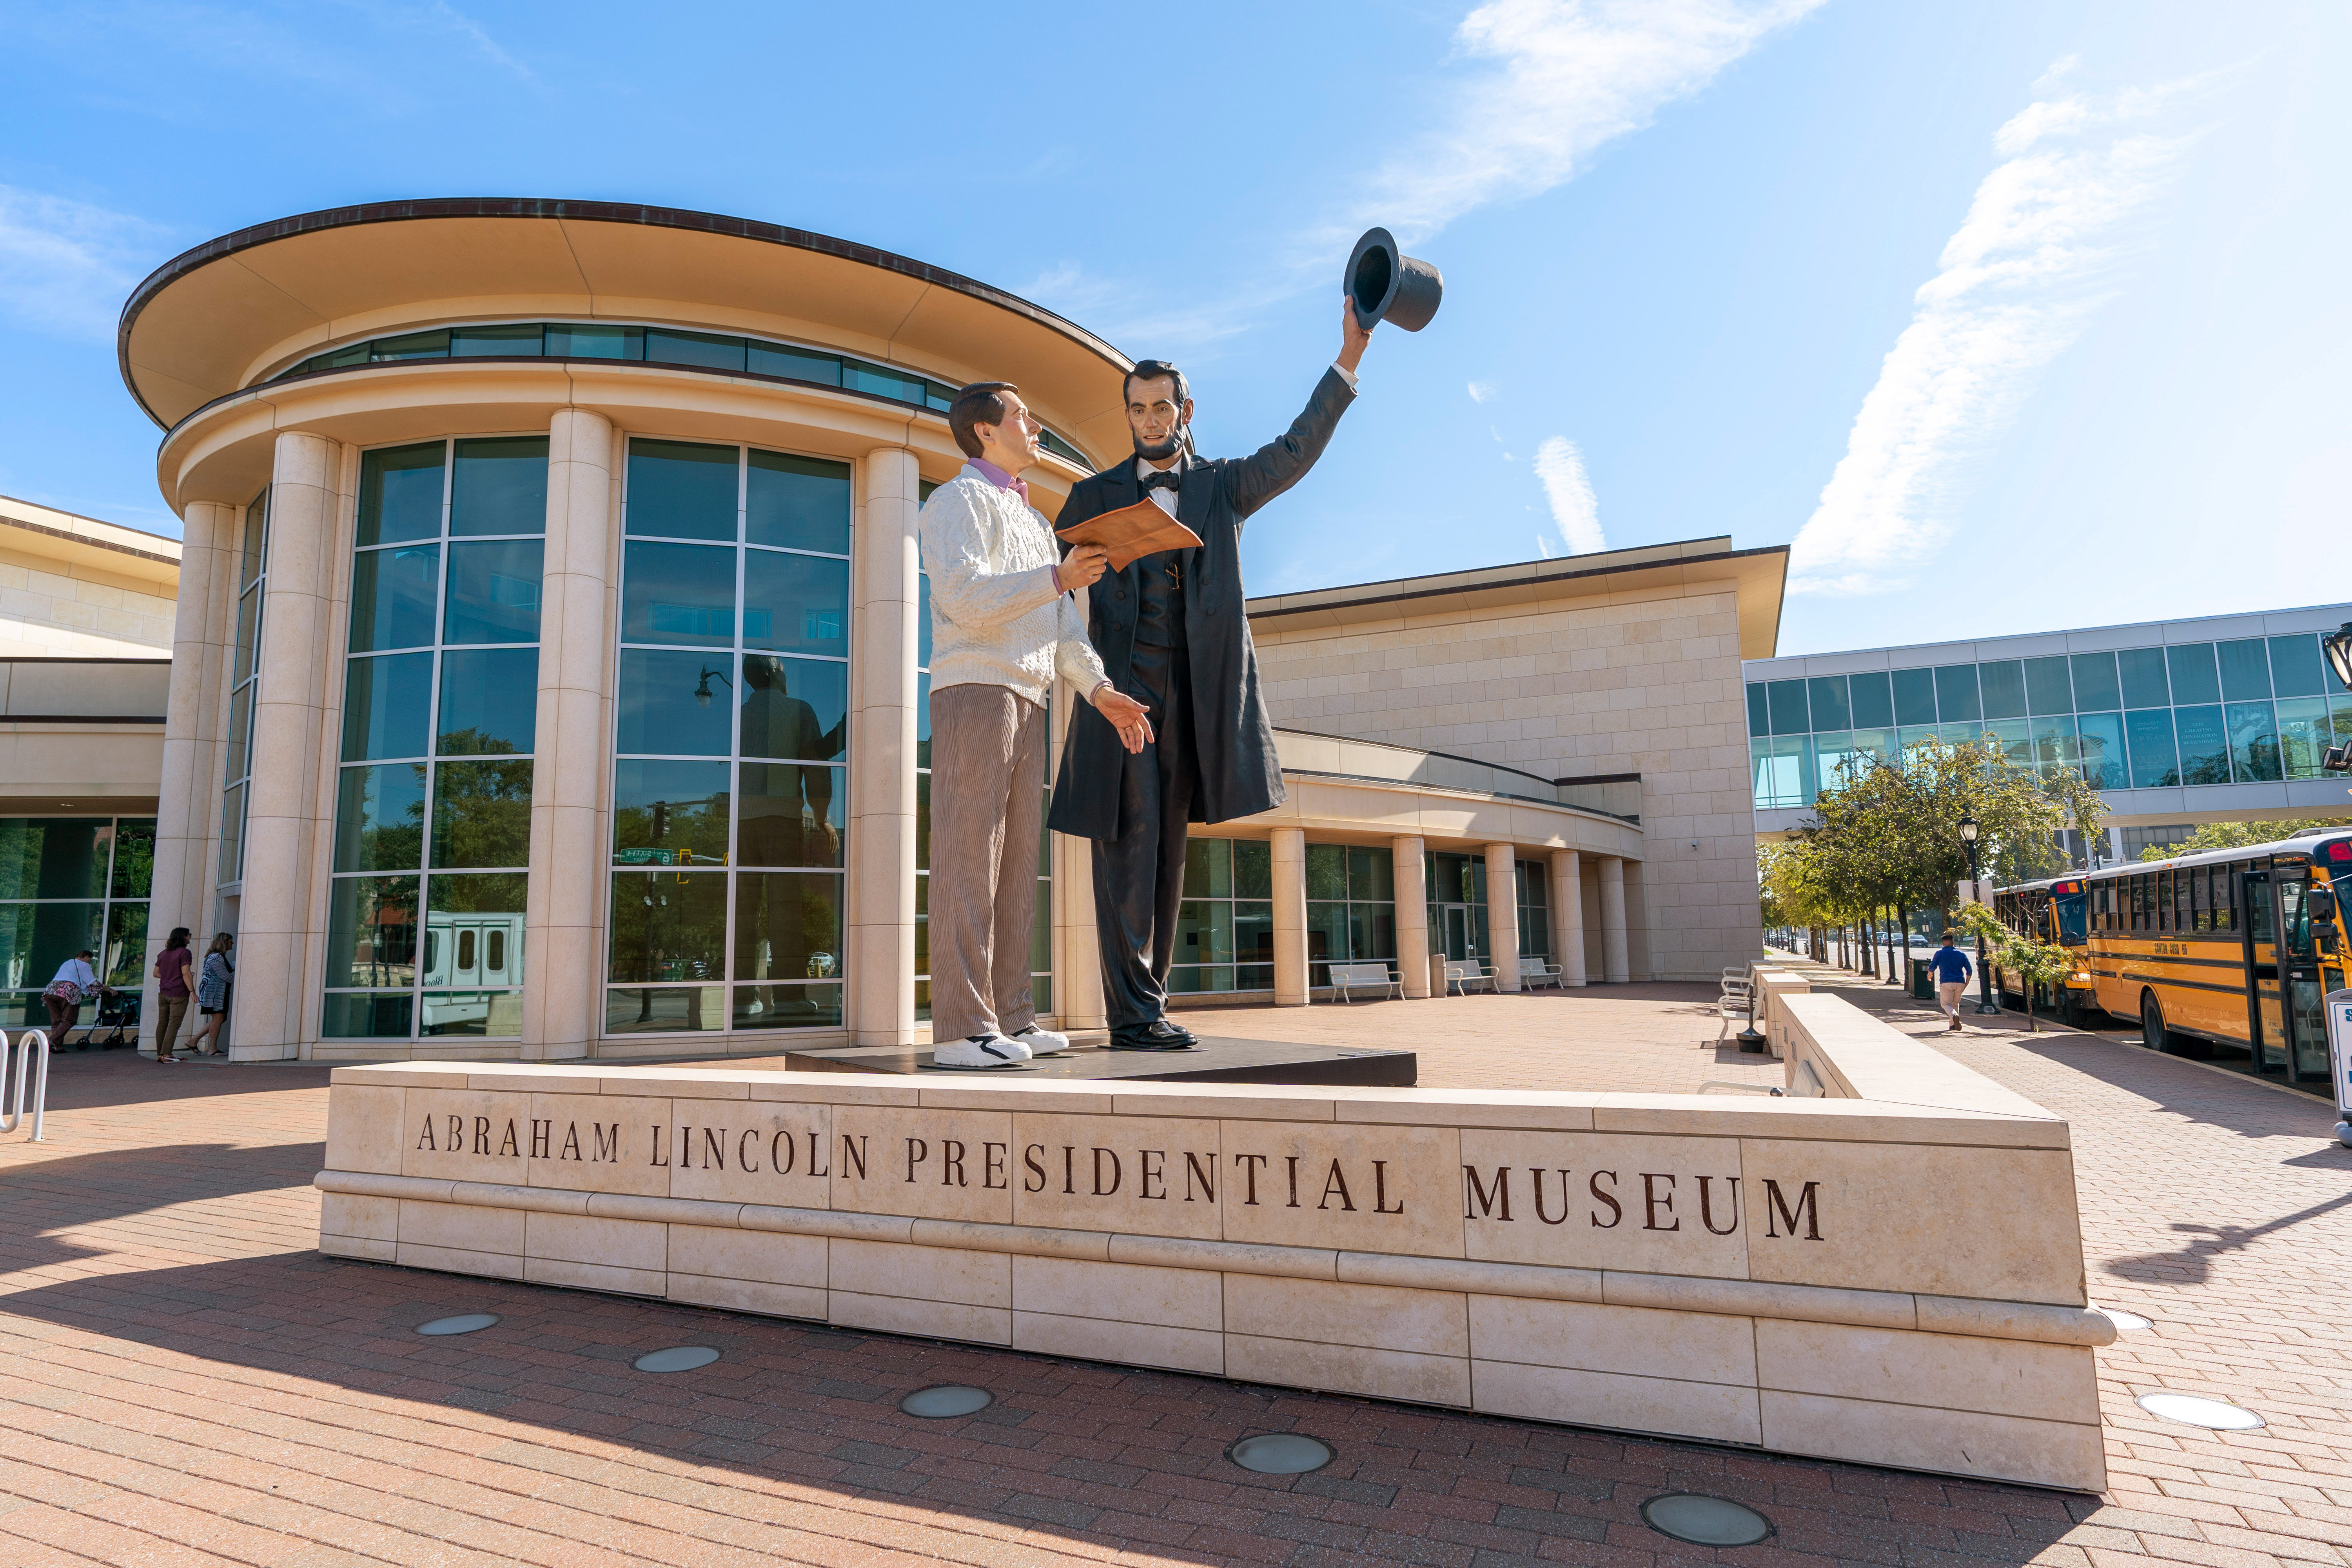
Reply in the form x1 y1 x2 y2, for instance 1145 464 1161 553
766 1035 1416 1086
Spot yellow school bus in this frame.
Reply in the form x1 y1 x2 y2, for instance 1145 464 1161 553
1987 876 2096 1025
2058 828 2350 1088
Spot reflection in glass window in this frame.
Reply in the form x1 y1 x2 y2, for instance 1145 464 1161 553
611 439 854 1032
2124 709 2180 788
0 817 156 1019
2075 712 2127 789
220 488 269 885
2224 702 2281 782
1934 664 1981 722
2173 704 2230 785
2216 639 2272 701
1764 680 1808 735
2278 697 2337 779
327 437 543 1038
1169 838 1279 993
2268 635 2324 696
2117 648 2170 709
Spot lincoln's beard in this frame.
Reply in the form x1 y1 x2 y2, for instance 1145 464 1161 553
1133 429 1185 463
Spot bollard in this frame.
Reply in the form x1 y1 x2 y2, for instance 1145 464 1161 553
0 1029 50 1142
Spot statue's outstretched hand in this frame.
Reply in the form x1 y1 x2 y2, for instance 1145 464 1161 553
1339 292 1373 373
1091 685 1154 754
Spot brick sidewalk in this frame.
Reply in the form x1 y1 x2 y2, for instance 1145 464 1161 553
2 982 2347 1568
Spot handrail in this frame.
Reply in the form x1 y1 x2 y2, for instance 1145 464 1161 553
1 1030 49 1141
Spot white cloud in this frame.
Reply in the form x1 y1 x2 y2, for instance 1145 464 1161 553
0 187 169 340
1334 0 1823 251
1468 380 1497 403
1789 74 2203 596
1534 436 1606 553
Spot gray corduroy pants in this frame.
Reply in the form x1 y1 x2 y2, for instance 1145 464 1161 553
928 683 1047 1043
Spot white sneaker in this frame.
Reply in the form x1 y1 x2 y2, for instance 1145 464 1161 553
934 1034 1028 1068
1011 1024 1070 1056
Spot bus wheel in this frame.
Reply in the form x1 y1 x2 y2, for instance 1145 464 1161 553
2142 992 2209 1058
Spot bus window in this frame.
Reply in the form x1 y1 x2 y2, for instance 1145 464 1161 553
2216 865 2238 930
2157 870 2172 931
2176 870 2194 932
2193 867 2211 931
2249 873 2274 947
423 931 439 976
458 929 476 973
2054 889 2087 946
2279 876 2312 961
489 929 506 972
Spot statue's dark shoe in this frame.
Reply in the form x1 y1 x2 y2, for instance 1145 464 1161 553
1108 1019 1194 1051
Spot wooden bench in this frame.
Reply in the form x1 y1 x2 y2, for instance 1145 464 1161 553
1443 961 1492 996
1327 962 1400 1003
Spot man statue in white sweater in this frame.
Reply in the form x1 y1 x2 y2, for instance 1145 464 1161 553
918 382 1152 1067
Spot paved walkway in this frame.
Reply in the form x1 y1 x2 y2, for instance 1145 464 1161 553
1 976 2347 1568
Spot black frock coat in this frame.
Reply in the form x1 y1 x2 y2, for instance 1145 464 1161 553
1047 367 1357 840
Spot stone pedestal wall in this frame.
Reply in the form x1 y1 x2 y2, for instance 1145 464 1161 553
318 989 2112 1491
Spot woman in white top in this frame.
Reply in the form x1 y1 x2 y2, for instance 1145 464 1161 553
45 947 99 1051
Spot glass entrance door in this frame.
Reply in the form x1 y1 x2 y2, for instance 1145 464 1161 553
2275 871 2329 1083
1441 904 1476 962
2246 869 2285 1072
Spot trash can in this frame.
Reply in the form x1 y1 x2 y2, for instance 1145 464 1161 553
1909 958 1933 1001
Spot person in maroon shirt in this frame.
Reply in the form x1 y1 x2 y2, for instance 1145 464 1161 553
153 927 195 1063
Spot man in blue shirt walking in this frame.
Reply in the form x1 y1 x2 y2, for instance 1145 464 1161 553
1928 933 1973 1032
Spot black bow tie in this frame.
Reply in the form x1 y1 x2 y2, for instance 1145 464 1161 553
1140 469 1181 494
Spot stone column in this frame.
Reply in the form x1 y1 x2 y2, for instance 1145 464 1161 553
1599 855 1631 984
1271 827 1308 1005
233 432 342 1059
520 410 615 1060
142 499 238 1055
849 446 921 1045
1391 835 1429 998
1550 849 1586 987
1484 842 1520 991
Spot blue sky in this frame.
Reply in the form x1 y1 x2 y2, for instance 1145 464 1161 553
2 1 2345 655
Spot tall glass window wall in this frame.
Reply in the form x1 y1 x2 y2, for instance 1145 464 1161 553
913 523 1054 1022
0 818 155 1028
273 322 1089 467
1307 844 1397 988
607 438 851 1034
1515 861 1551 962
219 488 267 886
1168 838 1274 995
325 438 546 1038
1748 633 2352 809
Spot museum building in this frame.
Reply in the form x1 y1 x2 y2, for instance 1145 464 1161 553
113 200 1776 1062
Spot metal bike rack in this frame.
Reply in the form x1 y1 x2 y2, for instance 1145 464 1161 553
1 1030 50 1141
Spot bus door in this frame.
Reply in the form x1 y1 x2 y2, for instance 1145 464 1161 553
2244 868 2285 1073
2274 868 2329 1085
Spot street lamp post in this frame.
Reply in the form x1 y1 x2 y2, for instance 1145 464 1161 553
1958 816 2000 1015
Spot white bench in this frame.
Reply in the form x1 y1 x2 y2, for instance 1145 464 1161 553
1518 956 1564 989
1327 962 1400 1003
1443 961 1492 996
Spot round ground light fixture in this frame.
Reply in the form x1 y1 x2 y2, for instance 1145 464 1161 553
2138 1391 2263 1430
633 1346 721 1374
1226 1433 1334 1475
1641 1494 1774 1548
899 1385 993 1418
415 1313 499 1336
2104 1308 2154 1332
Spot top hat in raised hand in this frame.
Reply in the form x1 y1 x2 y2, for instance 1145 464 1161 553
1346 228 1443 332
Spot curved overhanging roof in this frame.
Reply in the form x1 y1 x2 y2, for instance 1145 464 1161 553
117 198 1135 462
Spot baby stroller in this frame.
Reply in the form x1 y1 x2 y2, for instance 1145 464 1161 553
65 987 140 1051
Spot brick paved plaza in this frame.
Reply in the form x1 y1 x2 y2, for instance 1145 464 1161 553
2 969 2348 1568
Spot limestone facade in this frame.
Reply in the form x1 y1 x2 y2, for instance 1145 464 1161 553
115 200 1777 1058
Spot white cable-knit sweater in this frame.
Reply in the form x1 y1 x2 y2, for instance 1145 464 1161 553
918 466 1109 706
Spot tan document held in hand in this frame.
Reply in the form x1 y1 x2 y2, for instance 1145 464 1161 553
1054 499 1203 571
